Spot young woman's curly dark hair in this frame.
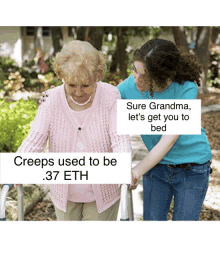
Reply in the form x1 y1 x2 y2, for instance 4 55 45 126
133 38 202 98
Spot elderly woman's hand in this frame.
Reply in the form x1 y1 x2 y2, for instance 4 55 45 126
39 85 55 104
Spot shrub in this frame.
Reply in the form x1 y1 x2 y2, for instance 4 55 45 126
38 72 62 90
0 56 38 89
0 55 19 88
0 99 38 152
103 71 124 86
3 71 25 96
0 55 18 71
0 55 62 91
103 70 133 86
208 44 220 88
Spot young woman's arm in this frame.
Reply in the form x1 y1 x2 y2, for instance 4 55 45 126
132 135 180 182
109 90 139 189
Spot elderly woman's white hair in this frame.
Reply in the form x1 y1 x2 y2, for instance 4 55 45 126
53 40 106 85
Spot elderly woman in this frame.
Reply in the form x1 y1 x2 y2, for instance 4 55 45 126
17 40 133 221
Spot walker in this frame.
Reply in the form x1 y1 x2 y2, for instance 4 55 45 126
0 184 133 221
0 184 24 221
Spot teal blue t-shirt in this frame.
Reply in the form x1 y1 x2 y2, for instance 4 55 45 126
117 75 212 164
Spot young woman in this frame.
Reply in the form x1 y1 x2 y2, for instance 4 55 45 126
117 38 212 220
18 40 134 221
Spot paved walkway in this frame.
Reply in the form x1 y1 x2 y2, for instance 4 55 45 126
202 104 220 114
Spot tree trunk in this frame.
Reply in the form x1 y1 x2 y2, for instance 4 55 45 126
75 27 104 50
110 39 119 73
34 27 44 54
195 27 212 93
116 27 128 79
86 27 104 50
211 27 220 45
75 26 90 41
33 27 48 73
172 27 189 51
20 27 25 66
51 27 63 56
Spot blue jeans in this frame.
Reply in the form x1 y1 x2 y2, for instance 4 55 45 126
143 161 212 221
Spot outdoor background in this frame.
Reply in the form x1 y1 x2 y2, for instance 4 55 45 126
0 26 220 221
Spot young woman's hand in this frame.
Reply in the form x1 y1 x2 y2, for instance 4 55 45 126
128 171 139 190
39 85 55 104
131 135 180 179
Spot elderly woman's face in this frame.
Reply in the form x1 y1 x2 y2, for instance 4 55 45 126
64 67 96 104
64 77 95 104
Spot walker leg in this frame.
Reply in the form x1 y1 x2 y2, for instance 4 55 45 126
128 189 134 221
120 184 134 221
18 184 24 221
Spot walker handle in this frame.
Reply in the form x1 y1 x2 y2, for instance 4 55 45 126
3 184 14 190
0 184 14 220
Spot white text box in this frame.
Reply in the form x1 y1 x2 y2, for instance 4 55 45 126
0 153 131 184
117 99 201 135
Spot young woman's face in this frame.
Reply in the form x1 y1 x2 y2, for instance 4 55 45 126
133 61 150 92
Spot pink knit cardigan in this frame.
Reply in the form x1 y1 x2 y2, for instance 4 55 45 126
17 82 131 213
